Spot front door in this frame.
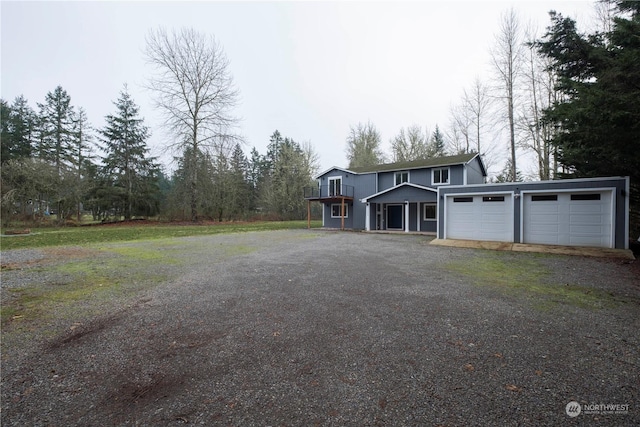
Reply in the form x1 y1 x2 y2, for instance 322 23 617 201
387 204 403 230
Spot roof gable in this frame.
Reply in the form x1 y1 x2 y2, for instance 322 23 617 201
350 153 480 174
361 182 437 202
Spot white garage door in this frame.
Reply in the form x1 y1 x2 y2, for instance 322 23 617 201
523 191 613 248
445 194 513 242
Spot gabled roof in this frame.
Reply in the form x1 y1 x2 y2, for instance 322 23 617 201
360 182 437 203
316 153 486 179
349 153 481 174
314 166 356 179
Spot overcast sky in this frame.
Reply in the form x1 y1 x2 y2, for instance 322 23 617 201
1 1 596 176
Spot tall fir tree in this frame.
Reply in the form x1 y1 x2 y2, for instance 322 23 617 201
100 86 158 220
37 86 75 173
536 1 640 237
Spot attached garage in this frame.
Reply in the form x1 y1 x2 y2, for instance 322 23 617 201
445 193 513 242
437 177 629 250
522 190 613 248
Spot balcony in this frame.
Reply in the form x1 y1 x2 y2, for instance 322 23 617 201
304 184 354 203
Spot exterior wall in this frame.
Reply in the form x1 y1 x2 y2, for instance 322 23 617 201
322 202 354 229
437 177 629 249
419 202 437 232
410 169 430 186
449 164 465 186
351 173 376 229
466 157 485 185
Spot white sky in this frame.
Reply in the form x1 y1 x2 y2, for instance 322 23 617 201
1 1 596 176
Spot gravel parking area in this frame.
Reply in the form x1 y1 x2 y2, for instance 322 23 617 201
1 230 639 426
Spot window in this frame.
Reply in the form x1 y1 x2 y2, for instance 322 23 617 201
394 171 409 186
531 195 557 202
571 193 601 201
432 167 450 184
331 204 348 218
453 197 473 203
328 176 342 197
483 196 505 202
424 203 436 221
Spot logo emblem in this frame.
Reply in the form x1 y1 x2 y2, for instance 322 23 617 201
566 401 582 417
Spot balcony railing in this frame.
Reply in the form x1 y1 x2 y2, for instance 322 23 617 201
304 184 355 200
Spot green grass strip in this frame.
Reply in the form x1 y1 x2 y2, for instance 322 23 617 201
1 220 322 250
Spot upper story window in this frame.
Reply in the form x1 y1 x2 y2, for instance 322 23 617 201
432 167 450 185
394 171 409 186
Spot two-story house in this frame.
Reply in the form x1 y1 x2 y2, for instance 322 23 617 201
304 152 630 251
305 153 486 232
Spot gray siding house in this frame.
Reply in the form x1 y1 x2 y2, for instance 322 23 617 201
304 153 630 250
305 153 486 232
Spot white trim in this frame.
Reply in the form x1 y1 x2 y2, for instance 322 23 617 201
365 202 371 231
424 202 437 221
432 167 450 185
416 203 421 232
404 201 410 233
444 176 629 190
394 170 410 186
330 203 349 218
315 166 355 179
624 177 630 249
463 165 468 185
328 175 343 197
520 187 616 249
443 191 515 241
360 182 436 203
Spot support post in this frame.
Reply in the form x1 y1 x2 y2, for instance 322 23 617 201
404 201 410 233
307 200 311 229
365 202 370 231
341 197 345 231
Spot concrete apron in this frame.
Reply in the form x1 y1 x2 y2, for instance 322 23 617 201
430 238 636 260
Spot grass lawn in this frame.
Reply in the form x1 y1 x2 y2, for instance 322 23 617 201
0 220 322 250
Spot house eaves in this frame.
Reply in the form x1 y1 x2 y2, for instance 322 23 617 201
349 153 479 174
314 166 358 180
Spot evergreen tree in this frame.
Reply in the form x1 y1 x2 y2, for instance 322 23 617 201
428 125 446 158
37 86 75 173
536 1 640 236
0 99 10 162
100 86 159 220
261 131 315 219
1 96 37 163
228 143 250 220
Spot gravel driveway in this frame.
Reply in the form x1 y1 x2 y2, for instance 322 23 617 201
1 230 639 426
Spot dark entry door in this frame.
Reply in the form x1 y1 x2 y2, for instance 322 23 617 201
387 204 403 230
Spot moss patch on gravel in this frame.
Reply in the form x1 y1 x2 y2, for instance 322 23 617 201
445 251 626 310
1 244 177 333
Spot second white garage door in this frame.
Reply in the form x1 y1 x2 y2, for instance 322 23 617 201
522 191 613 248
445 194 513 242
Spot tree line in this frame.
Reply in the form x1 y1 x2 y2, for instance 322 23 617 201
343 1 638 237
1 86 318 226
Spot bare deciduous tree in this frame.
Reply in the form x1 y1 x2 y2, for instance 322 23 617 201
390 125 430 162
463 77 491 155
345 121 385 169
490 8 524 182
519 28 560 180
145 27 240 221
